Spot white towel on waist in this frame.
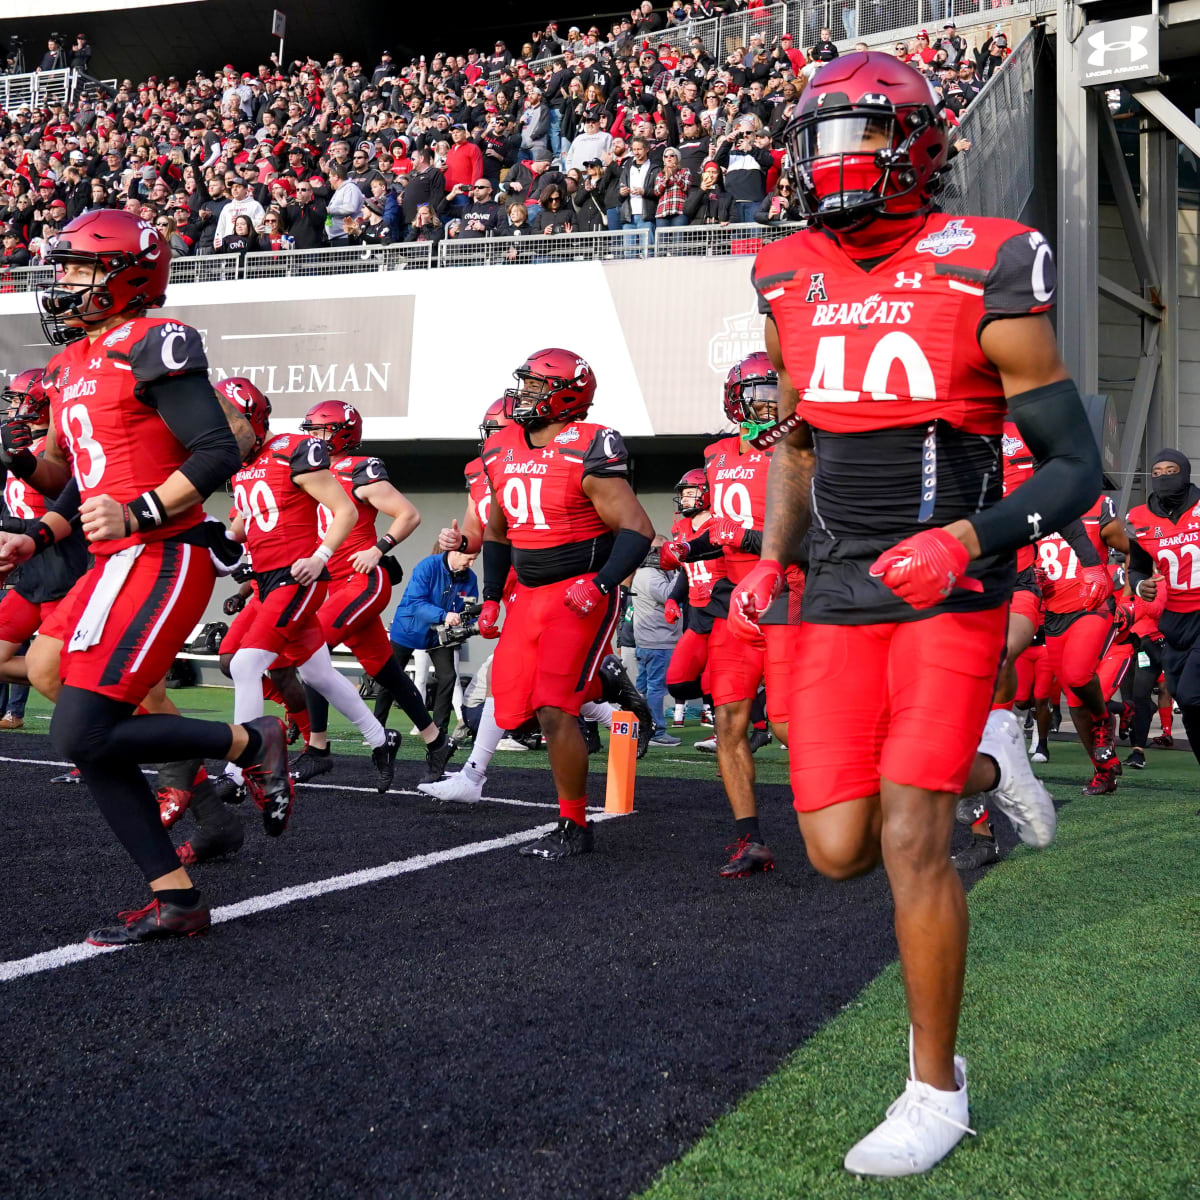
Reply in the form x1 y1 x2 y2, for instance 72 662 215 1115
68 545 144 653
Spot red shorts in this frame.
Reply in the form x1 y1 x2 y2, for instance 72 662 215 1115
492 575 619 729
317 567 393 675
764 622 802 725
0 589 58 645
1097 641 1133 703
1044 611 1112 706
54 542 215 705
788 607 1007 811
1014 643 1053 703
222 579 327 665
705 618 800 724
1009 586 1043 631
666 627 711 695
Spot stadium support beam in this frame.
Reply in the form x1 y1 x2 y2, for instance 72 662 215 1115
1117 324 1162 513
1098 105 1159 294
1131 89 1200 159
1142 122 1179 467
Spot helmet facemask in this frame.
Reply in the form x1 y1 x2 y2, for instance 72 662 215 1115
504 370 557 428
728 378 779 442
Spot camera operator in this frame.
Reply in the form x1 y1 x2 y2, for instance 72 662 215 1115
375 547 478 737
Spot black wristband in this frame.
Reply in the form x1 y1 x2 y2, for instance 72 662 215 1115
375 533 398 555
27 520 55 553
128 490 166 531
9 451 37 481
459 533 470 552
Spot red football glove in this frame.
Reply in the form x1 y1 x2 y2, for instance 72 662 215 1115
1078 564 1112 612
659 539 689 570
708 517 749 549
564 576 604 617
729 558 784 645
868 528 983 610
1113 596 1135 636
477 600 502 639
664 598 681 625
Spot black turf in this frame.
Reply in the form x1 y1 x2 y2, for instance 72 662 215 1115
0 731 1015 1199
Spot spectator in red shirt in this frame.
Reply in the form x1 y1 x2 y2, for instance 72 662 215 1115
912 32 939 65
444 123 483 205
776 33 806 75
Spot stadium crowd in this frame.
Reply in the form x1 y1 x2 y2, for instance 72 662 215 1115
0 9 1010 264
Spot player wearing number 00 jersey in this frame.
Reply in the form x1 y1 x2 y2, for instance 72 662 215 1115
732 54 1101 1176
0 209 293 946
480 348 654 859
1128 449 1200 779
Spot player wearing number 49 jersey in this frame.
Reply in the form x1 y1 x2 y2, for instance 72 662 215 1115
0 209 294 947
733 54 1102 1177
480 348 653 859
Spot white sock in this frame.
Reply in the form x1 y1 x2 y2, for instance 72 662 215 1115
580 700 613 728
230 647 276 725
464 698 504 783
674 703 685 722
299 644 386 748
222 763 244 785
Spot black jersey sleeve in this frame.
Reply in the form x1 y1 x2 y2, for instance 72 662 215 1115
124 321 209 394
351 457 390 491
288 437 331 477
581 427 630 479
979 229 1056 333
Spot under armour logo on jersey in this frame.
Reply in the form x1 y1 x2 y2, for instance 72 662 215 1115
1027 511 1043 539
748 454 762 462
895 271 922 289
542 448 555 458
88 356 103 370
805 272 827 303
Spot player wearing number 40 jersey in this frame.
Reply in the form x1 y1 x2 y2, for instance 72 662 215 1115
479 348 653 859
220 379 402 797
0 208 294 947
1128 449 1200 786
733 54 1101 1177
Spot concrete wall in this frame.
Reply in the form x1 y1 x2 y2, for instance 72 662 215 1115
1177 206 1200 469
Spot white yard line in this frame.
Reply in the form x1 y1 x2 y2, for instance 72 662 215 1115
0 813 628 985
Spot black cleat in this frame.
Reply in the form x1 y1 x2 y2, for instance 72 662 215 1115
371 728 402 792
290 748 334 783
155 758 203 828
952 834 1002 871
419 735 455 785
956 796 988 826
748 727 771 754
519 818 594 859
1125 748 1147 770
1150 734 1174 748
285 718 302 745
86 896 211 946
1117 702 1135 742
177 821 244 865
212 774 246 805
241 716 294 836
598 653 654 759
1091 715 1117 766
581 719 602 755
1049 706 1062 735
1082 767 1119 795
718 836 775 878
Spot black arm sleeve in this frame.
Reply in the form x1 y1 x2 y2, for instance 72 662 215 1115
594 528 654 594
678 529 728 562
482 539 512 602
741 529 763 556
47 477 81 522
143 373 243 498
969 379 1101 559
1059 519 1102 567
669 571 688 604
1128 537 1156 591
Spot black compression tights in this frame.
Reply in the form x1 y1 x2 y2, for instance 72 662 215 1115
305 655 434 736
51 686 236 882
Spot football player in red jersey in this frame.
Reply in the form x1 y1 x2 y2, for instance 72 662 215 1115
220 380 403 793
438 398 509 558
1035 495 1126 794
292 398 457 785
479 348 653 858
1127 449 1200 784
660 355 804 877
663 469 725 715
0 209 293 946
733 54 1100 1175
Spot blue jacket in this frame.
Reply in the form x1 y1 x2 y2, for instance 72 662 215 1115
389 553 479 650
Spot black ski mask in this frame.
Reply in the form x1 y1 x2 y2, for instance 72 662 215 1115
1150 449 1192 508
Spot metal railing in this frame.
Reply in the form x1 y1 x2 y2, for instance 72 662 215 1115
0 264 51 293
241 242 434 277
653 220 804 256
0 68 111 114
438 227 650 266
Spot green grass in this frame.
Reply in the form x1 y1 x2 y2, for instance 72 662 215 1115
639 741 1200 1200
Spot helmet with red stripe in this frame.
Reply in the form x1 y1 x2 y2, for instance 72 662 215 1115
504 347 597 426
782 51 948 232
479 396 512 445
723 352 778 431
673 468 710 516
1 368 50 425
301 399 363 453
39 209 170 345
217 376 272 461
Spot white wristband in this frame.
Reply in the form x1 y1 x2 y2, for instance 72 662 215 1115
314 545 333 564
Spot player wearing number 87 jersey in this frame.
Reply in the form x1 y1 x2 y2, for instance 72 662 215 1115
739 53 1103 1175
481 348 654 859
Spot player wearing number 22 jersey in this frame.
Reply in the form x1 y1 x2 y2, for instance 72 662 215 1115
480 348 653 860
730 55 1101 1177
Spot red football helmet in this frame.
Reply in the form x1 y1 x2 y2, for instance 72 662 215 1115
39 209 170 345
217 376 271 461
782 52 949 230
479 396 512 445
724 352 778 428
673 468 710 516
301 399 363 453
504 348 597 426
1 368 50 425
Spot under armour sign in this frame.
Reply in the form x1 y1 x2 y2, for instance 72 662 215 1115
1080 18 1158 85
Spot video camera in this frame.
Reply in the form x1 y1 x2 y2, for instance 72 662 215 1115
434 599 484 648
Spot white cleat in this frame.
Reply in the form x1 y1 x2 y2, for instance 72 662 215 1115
844 1032 974 1178
977 709 1056 848
694 736 717 753
496 737 529 752
417 771 484 804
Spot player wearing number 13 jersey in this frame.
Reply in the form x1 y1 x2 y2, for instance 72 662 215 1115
481 348 653 859
731 54 1102 1176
